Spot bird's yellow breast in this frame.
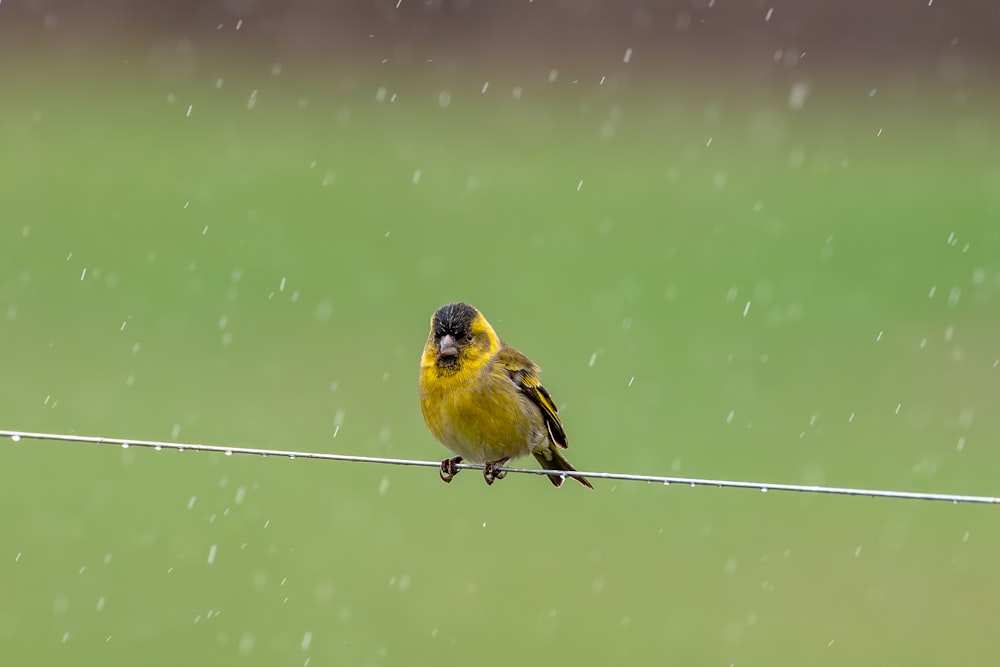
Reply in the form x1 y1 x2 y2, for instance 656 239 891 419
419 361 542 464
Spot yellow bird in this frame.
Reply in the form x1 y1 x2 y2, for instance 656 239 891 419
419 302 592 488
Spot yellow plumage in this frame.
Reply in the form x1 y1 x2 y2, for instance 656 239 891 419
418 302 592 488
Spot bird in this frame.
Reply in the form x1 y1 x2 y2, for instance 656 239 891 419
418 302 592 488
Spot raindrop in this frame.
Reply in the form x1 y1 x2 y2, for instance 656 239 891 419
121 443 129 449
623 47 633 63
225 450 233 456
237 632 254 655
788 82 809 110
761 487 768 493
207 545 218 564
10 435 20 442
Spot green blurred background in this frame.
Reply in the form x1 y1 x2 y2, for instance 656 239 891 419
2 2 999 665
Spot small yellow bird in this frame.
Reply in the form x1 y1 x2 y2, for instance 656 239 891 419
419 302 592 488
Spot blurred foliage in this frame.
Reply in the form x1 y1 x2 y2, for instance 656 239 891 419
1 51 999 667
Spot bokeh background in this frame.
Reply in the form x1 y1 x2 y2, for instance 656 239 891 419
2 1 999 665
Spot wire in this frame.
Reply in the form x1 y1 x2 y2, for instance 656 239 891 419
1 428 997 505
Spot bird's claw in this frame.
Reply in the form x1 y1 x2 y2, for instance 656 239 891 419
440 456 463 483
483 458 511 486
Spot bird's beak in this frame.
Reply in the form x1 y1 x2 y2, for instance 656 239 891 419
439 334 459 357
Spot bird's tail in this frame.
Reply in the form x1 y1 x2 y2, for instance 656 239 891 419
533 446 594 489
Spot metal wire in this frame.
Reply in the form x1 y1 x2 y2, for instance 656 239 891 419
1 428 997 505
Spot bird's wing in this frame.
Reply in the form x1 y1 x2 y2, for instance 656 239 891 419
493 346 569 449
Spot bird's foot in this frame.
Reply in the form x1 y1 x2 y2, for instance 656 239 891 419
440 456 463 483
483 457 511 486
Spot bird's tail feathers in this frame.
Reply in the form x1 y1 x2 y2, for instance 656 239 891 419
532 447 594 489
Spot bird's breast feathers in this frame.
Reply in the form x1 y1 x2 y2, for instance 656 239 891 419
420 363 541 464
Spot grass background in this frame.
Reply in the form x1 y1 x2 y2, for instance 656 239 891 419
2 29 999 667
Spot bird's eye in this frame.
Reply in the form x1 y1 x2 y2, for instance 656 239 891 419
465 333 474 342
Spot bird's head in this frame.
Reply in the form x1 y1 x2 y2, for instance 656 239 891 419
422 302 500 373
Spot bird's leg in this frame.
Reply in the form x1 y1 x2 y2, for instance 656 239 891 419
483 457 511 485
440 456 463 483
